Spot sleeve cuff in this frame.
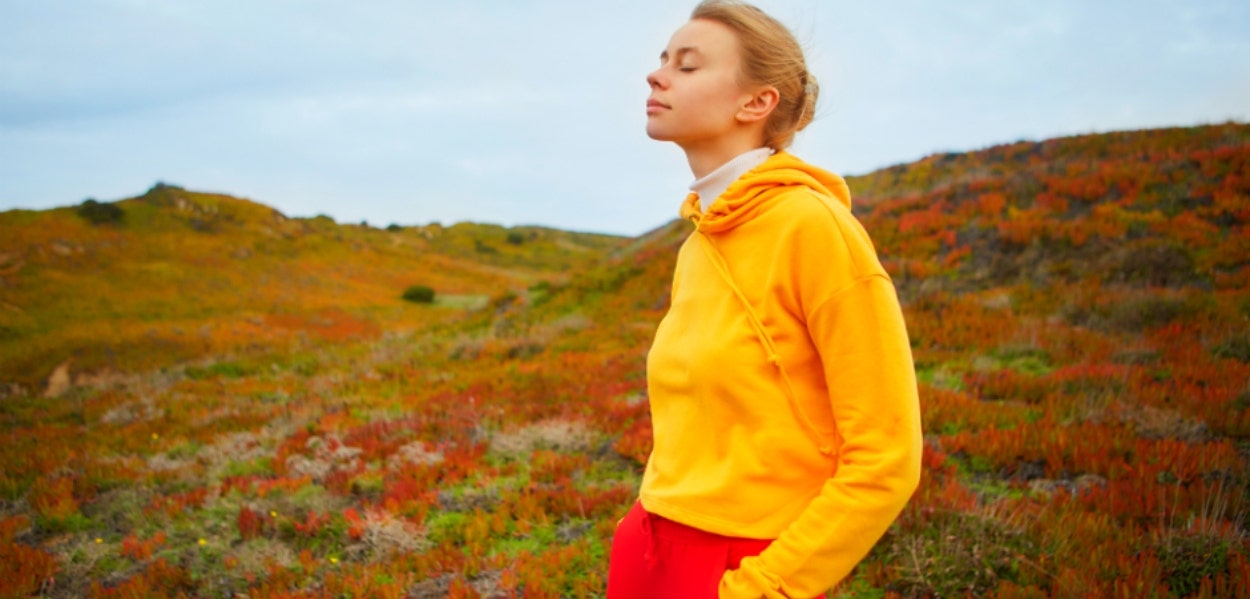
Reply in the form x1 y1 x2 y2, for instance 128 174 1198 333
719 557 789 599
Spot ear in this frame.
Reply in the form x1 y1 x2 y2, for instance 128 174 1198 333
736 85 779 124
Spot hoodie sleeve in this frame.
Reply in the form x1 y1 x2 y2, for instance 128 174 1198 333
719 197 923 598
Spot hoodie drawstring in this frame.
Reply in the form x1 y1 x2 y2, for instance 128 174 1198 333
694 231 835 457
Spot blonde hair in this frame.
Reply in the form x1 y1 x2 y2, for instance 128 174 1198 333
691 0 817 151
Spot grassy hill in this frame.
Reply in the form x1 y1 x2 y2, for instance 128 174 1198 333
1 123 1248 598
0 183 626 395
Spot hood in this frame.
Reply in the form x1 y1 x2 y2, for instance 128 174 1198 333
680 151 851 234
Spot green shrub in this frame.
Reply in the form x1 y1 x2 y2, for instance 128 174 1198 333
76 199 124 226
875 508 1040 597
1156 532 1234 598
1232 389 1250 412
402 285 436 304
37 511 93 533
1103 295 1190 331
1213 336 1250 363
426 511 467 545
185 361 257 380
993 345 1052 376
506 231 525 245
1107 243 1197 287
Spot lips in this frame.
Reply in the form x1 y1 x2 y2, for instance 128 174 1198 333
647 99 670 114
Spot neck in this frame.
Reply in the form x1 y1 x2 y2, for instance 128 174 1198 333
690 147 774 211
681 135 768 180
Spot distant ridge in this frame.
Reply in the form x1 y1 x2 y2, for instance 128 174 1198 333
0 182 627 393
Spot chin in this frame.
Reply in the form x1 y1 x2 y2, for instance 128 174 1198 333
645 123 676 142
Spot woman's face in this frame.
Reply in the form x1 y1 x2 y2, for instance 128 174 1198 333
645 19 754 150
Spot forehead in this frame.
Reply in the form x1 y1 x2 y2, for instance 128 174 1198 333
663 18 740 60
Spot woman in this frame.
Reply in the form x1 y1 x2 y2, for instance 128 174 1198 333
607 2 923 598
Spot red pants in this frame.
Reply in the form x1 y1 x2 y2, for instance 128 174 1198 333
607 501 773 599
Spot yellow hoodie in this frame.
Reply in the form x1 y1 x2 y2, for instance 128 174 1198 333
640 152 922 598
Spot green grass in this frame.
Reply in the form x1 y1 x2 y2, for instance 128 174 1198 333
219 457 272 479
489 524 559 558
433 294 491 310
915 362 965 391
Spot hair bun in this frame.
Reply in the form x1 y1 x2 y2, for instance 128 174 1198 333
796 73 819 132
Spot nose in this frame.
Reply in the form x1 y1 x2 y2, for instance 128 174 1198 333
647 68 667 90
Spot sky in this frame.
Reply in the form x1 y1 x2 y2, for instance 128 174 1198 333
2 1 1248 237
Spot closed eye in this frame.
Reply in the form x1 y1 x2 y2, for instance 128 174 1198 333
660 46 701 71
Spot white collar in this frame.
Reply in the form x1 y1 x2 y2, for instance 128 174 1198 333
690 147 775 212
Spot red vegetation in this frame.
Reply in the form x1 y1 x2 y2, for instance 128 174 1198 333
1 123 1247 597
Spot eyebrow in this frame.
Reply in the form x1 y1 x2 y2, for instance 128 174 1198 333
659 46 701 61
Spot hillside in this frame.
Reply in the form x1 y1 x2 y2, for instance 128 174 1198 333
1 123 1248 598
0 183 627 395
847 123 1249 295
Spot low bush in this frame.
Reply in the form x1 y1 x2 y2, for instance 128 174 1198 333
1212 336 1250 363
1105 243 1198 287
1155 531 1238 598
76 199 124 226
402 285 436 304
876 507 1041 597
185 361 258 380
1103 294 1190 331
